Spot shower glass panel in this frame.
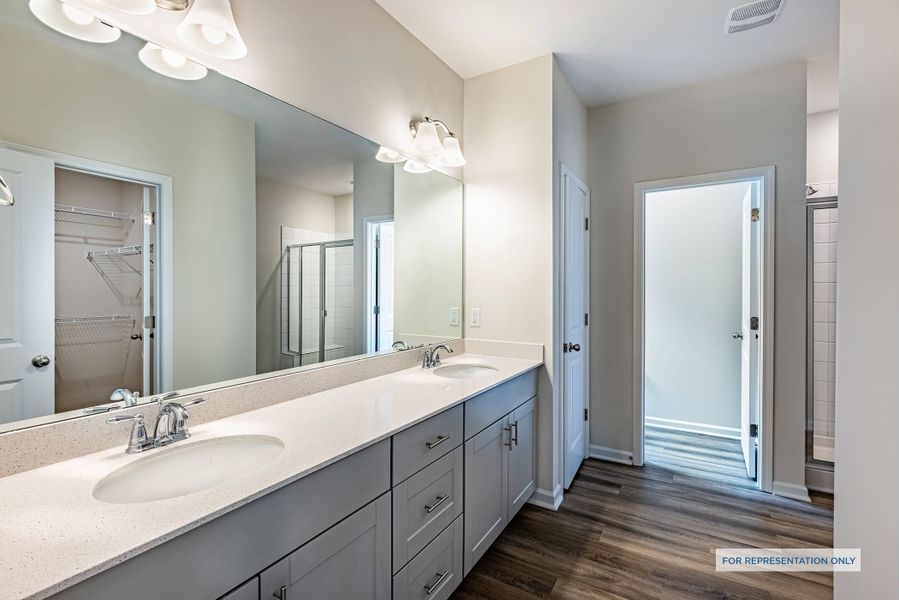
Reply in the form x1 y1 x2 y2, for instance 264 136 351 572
807 200 838 466
286 240 353 367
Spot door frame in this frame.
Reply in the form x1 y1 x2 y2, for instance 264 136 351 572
0 140 174 395
363 214 394 353
559 163 591 485
632 166 775 493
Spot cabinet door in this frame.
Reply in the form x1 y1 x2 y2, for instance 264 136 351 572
463 416 509 575
219 577 259 600
508 397 536 518
260 493 391 600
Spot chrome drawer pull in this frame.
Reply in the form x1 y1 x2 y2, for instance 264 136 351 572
424 570 449 595
273 585 287 599
425 434 451 450
425 494 450 514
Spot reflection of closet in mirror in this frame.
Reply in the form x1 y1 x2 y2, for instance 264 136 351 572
54 169 156 413
807 198 838 467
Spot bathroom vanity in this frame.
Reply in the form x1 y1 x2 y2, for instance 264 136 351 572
0 354 540 600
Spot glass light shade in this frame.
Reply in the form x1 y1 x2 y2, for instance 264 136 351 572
410 120 443 156
176 0 248 59
29 0 121 43
139 43 208 80
403 159 433 174
434 135 466 167
375 146 407 164
94 0 156 15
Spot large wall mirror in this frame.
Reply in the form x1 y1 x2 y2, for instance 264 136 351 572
0 5 463 431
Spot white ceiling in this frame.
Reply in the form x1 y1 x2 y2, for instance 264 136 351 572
374 0 840 112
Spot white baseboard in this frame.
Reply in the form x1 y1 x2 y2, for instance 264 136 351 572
527 485 563 511
773 481 811 502
645 416 741 440
589 444 634 465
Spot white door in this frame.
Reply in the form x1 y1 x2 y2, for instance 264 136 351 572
740 185 760 479
0 148 55 423
377 222 395 350
562 166 590 489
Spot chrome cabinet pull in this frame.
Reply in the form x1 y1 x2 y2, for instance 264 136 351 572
424 570 449 595
273 585 287 600
425 434 451 450
512 420 519 446
425 494 450 514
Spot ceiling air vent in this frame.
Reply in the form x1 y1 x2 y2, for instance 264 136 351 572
725 0 785 34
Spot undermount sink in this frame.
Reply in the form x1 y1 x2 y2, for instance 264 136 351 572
93 434 284 504
433 363 499 380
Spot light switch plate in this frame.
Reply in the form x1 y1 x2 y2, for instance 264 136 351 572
469 307 481 328
449 307 460 327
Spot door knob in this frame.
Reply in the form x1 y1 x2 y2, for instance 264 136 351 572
31 355 51 368
563 343 581 353
731 332 744 340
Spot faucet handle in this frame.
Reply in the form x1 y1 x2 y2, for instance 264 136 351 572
107 413 151 454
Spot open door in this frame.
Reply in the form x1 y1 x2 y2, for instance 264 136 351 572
0 147 55 423
562 166 590 489
740 184 761 480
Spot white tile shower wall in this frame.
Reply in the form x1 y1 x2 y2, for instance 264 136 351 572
812 206 838 440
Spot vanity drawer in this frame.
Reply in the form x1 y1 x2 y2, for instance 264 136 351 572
393 445 463 571
464 369 537 440
393 515 464 600
392 404 463 484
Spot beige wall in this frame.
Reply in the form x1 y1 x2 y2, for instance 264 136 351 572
807 110 839 184
0 23 257 392
82 0 463 167
256 178 342 374
834 1 899 597
587 64 808 490
463 56 557 498
394 167 463 344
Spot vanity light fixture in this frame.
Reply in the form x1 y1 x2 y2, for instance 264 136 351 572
375 146 407 164
403 159 433 174
434 133 466 167
0 175 14 207
176 0 248 59
409 116 466 167
138 42 208 80
29 0 122 43
94 0 156 15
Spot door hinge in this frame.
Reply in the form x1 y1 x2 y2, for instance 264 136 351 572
749 423 758 438
375 238 381 249
143 315 155 330
584 408 589 421
584 217 590 231
373 306 380 315
143 211 156 226
750 316 759 331
751 208 760 222
585 313 589 326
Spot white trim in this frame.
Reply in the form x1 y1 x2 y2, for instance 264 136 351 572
362 214 393 354
0 140 174 393
645 416 741 440
773 481 811 503
559 163 591 489
589 444 634 465
633 166 775 493
527 485 564 511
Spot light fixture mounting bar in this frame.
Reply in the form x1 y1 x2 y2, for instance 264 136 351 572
410 116 455 137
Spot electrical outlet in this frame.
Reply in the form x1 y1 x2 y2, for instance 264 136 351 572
469 307 481 328
449 307 460 327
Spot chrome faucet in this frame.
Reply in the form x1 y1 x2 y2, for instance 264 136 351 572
421 344 454 369
107 396 206 454
110 388 140 407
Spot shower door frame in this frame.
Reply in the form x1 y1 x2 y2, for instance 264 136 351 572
805 197 838 471
287 239 353 366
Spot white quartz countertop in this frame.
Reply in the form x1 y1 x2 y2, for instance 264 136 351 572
0 353 541 600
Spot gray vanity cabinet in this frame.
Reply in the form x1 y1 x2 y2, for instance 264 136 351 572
463 416 510 575
219 578 259 600
507 397 536 519
259 493 392 600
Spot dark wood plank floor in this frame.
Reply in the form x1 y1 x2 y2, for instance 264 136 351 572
645 425 757 489
451 453 834 600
